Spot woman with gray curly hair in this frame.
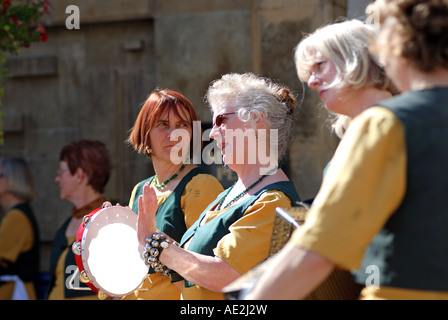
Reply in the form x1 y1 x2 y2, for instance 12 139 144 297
136 72 301 299
205 72 296 166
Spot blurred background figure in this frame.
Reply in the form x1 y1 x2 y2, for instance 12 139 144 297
124 88 223 300
284 18 397 299
0 158 40 300
47 139 112 300
295 19 397 140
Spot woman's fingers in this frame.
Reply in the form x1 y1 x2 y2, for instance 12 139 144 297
137 183 158 245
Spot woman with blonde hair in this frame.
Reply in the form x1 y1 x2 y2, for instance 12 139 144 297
295 19 397 138
248 0 448 300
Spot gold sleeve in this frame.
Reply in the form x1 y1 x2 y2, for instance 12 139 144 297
290 107 407 270
181 174 224 229
0 209 34 262
214 191 293 274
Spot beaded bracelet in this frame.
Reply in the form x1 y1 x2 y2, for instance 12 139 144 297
143 232 178 276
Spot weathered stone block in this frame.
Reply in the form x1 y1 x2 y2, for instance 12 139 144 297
5 56 58 78
48 0 153 26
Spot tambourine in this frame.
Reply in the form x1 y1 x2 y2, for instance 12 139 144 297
71 202 149 298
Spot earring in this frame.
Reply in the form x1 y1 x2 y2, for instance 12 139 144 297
145 147 152 158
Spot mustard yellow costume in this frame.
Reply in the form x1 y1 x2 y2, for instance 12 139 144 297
292 101 448 300
47 197 107 300
177 181 300 300
0 204 39 300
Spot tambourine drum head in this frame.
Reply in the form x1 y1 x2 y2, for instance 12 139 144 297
82 206 149 296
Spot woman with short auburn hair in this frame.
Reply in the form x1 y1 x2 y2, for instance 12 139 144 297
123 89 223 300
48 139 112 300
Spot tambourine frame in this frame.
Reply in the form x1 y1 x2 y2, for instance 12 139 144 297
74 207 101 293
72 202 149 297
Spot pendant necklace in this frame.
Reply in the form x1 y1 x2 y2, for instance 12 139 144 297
154 163 186 189
216 166 279 210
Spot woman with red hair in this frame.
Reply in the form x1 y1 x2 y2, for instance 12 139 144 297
48 139 112 300
124 89 223 300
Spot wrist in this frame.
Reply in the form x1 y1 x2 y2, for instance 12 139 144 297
143 232 178 276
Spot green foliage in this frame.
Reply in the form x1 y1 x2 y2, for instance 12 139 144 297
0 0 50 54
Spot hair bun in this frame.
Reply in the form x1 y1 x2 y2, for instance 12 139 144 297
276 88 296 115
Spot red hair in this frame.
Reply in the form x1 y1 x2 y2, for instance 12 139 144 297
60 139 111 193
128 89 201 156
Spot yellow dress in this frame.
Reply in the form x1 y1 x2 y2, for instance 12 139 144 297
0 208 37 300
290 107 448 300
47 235 99 300
181 190 294 300
47 197 108 300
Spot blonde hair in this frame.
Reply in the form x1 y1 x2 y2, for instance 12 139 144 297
0 158 36 202
294 19 396 94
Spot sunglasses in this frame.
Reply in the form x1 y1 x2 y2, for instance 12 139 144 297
212 112 236 128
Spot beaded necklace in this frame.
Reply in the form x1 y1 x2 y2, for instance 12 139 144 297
154 163 186 189
216 166 279 210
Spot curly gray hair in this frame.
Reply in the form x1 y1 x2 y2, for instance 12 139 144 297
205 73 297 162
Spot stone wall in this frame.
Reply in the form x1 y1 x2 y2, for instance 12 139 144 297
0 0 347 273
